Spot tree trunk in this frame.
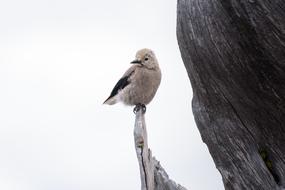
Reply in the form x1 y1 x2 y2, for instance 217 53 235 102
176 0 285 189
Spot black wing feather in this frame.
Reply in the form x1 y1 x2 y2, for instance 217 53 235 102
104 72 132 103
110 76 130 97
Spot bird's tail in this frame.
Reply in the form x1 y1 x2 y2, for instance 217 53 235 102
103 96 118 105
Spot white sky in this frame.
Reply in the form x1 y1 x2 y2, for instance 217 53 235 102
0 0 223 189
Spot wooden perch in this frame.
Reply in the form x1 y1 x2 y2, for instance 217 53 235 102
133 107 187 190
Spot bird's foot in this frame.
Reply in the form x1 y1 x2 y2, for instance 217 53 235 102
141 104 146 113
133 104 146 114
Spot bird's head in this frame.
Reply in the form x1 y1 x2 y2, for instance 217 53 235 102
131 48 158 69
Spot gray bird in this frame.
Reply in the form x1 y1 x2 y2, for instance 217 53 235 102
103 48 161 113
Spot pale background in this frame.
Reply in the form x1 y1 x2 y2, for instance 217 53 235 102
0 0 223 189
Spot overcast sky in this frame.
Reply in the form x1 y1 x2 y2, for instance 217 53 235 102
0 0 223 189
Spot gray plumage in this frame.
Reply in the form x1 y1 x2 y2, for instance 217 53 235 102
103 48 161 106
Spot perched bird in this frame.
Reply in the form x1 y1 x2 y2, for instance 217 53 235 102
103 48 161 113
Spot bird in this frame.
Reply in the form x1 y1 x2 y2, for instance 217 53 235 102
103 48 161 113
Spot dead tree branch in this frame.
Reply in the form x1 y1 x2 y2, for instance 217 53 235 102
133 107 188 190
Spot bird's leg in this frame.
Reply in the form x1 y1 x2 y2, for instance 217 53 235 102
133 104 140 114
133 103 146 114
141 104 146 113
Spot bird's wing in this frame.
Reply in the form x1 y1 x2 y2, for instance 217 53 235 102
103 67 135 103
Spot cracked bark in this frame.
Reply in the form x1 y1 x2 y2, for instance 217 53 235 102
133 108 187 190
177 0 285 189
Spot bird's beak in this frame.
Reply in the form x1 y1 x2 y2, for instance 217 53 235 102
130 59 142 65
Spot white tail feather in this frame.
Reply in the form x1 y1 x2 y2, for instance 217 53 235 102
103 96 118 105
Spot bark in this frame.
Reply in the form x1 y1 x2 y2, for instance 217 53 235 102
133 108 187 190
176 0 285 189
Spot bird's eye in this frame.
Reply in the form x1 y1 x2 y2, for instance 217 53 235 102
144 57 149 61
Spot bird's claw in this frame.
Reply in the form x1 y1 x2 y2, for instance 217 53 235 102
141 104 146 113
133 104 146 114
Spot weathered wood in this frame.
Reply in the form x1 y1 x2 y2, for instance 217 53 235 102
177 0 285 189
134 108 155 190
134 108 187 190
